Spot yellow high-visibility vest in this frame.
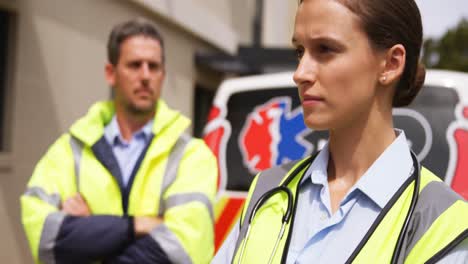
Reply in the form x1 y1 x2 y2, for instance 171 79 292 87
21 100 217 264
233 157 468 264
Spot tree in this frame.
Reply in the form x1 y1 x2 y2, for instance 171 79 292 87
422 19 468 72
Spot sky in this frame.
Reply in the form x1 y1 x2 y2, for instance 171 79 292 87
416 0 468 39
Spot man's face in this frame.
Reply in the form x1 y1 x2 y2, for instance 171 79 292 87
106 35 165 115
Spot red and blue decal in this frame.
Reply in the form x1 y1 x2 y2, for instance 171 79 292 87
239 97 311 173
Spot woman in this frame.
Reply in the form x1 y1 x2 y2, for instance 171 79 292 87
212 0 468 263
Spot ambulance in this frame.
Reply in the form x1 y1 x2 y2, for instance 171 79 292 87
203 69 468 250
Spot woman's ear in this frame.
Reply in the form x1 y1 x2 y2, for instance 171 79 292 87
379 44 406 86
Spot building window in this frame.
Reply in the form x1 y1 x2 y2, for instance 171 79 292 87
0 9 14 152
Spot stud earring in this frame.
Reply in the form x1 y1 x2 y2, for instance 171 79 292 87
381 76 387 83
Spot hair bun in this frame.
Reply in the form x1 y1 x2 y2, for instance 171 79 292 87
414 63 426 92
393 63 426 107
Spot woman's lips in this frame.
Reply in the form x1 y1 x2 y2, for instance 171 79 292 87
302 95 324 106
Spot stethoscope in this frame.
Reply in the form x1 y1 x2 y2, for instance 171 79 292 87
237 151 421 264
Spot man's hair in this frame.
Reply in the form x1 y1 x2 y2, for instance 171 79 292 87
107 18 165 66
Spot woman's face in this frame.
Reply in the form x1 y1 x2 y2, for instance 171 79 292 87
293 0 386 131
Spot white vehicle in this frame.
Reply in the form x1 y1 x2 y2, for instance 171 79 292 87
203 69 468 249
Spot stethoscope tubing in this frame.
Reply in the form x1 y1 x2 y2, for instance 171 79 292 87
237 158 311 264
390 151 420 264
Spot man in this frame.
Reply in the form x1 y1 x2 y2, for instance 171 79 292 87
21 18 217 264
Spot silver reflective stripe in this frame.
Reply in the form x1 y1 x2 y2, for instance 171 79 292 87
158 133 191 216
400 181 464 260
24 187 61 208
165 192 214 222
39 211 66 264
69 136 83 192
150 224 193 264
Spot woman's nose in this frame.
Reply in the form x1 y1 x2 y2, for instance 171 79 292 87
293 54 316 87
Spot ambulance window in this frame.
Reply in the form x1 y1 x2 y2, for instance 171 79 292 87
413 85 459 106
221 83 462 191
394 85 460 181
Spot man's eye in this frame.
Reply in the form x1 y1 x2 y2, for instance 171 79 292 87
129 62 141 69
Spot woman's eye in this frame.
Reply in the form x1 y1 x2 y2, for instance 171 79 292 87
295 47 304 60
318 44 333 53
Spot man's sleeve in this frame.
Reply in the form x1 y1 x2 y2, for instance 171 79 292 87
103 234 171 264
20 134 134 263
157 139 217 263
53 215 134 263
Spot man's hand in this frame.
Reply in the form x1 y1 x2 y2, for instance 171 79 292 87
61 193 91 217
134 216 163 237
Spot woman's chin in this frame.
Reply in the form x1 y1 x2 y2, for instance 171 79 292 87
304 118 330 131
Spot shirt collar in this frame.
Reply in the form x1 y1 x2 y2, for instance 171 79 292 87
104 115 154 145
300 129 414 209
355 129 413 208
301 143 330 187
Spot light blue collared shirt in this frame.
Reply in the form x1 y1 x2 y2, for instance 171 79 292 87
104 116 153 186
212 130 467 263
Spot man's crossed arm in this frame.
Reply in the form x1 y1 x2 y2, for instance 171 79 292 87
55 194 170 264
